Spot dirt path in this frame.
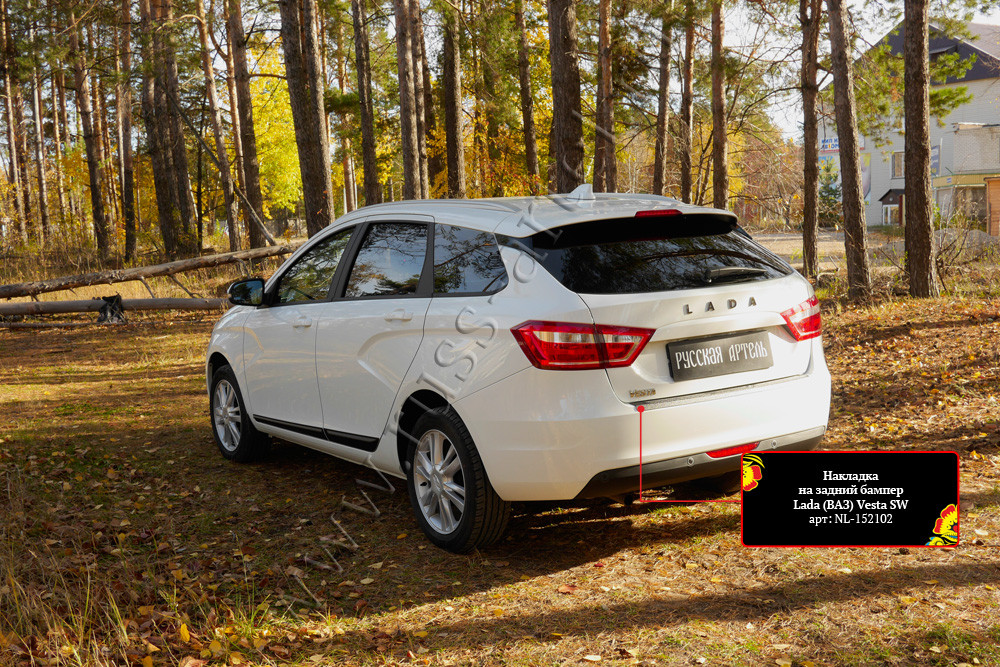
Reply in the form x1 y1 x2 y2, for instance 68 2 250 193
754 231 846 272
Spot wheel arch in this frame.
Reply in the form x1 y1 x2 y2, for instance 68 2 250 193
395 389 451 471
205 352 232 400
207 352 231 390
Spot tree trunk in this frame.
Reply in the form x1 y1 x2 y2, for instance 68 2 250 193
70 13 111 260
196 101 205 245
318 6 329 143
393 0 419 199
97 73 121 234
220 20 247 219
482 49 504 197
228 0 268 247
278 0 334 237
115 22 125 223
416 9 440 193
547 0 584 193
301 0 334 227
442 3 466 198
0 0 24 241
336 19 356 213
196 0 240 251
828 0 871 302
58 70 83 226
0 242 300 299
696 135 711 205
351 0 381 205
710 1 727 210
158 0 198 255
410 3 429 198
903 0 938 297
472 31 484 196
58 67 81 226
799 0 820 278
56 68 77 224
139 0 181 257
87 31 117 233
49 75 67 226
653 8 672 196
593 0 616 192
13 89 33 232
0 298 228 317
514 0 539 194
119 0 137 260
30 63 50 244
679 6 694 204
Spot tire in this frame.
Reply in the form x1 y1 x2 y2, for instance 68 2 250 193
209 364 269 462
405 407 511 553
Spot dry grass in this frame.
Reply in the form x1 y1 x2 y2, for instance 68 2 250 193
1 282 999 665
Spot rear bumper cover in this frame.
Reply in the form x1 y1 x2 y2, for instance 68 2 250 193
574 424 826 499
453 353 831 502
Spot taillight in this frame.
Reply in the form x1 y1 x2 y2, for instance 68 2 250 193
781 295 822 340
511 321 654 370
706 442 759 459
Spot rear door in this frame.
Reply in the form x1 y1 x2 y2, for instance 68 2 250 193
527 215 816 403
315 221 432 446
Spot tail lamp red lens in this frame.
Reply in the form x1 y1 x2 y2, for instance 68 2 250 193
781 295 822 341
511 321 654 370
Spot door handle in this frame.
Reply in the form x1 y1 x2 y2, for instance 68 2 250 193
292 315 313 328
384 308 413 322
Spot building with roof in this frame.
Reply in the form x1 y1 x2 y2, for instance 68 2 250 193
819 21 1000 236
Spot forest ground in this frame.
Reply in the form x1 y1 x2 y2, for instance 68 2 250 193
1 266 999 666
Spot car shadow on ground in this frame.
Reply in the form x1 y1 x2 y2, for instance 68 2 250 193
334 559 1000 659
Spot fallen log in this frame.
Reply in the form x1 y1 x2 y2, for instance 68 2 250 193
0 322 101 329
0 243 300 300
0 297 227 316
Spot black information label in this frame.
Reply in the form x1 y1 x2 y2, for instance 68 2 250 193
668 330 773 382
741 451 959 547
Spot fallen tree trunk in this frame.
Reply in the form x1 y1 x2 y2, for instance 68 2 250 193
0 297 228 316
1 322 102 329
0 243 299 300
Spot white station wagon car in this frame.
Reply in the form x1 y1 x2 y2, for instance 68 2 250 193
206 187 831 552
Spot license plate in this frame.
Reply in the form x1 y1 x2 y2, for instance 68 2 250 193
668 331 773 381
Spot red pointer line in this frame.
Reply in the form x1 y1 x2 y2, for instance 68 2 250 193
638 405 644 496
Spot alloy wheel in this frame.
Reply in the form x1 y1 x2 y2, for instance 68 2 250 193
413 429 466 535
213 379 242 452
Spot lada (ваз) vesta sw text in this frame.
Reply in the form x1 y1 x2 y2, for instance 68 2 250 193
206 185 831 552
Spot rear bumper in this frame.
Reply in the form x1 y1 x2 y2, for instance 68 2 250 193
453 357 831 502
574 425 825 499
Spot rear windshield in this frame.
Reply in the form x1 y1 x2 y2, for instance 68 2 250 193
506 217 792 295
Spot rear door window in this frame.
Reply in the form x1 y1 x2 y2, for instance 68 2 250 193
343 222 429 298
516 217 791 294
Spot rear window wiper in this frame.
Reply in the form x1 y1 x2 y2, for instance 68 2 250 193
701 266 770 284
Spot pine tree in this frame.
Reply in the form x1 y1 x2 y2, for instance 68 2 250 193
903 0 939 297
547 0 584 193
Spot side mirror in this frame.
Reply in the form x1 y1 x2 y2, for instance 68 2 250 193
228 278 265 306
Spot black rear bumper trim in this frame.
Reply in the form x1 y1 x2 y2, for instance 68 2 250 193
574 426 826 499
